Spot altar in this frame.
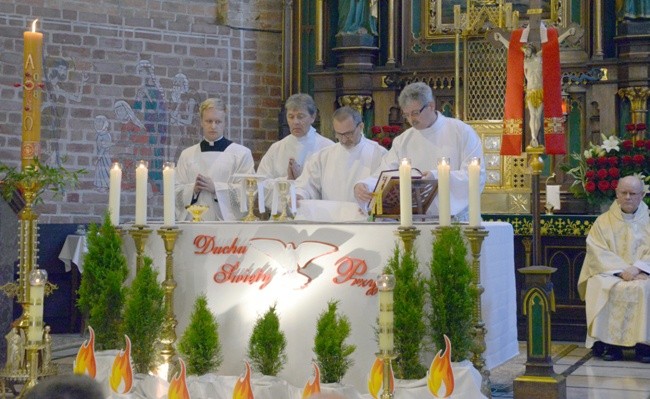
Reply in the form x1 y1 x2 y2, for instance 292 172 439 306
122 221 517 392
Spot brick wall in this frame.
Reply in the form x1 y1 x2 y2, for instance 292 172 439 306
0 0 283 223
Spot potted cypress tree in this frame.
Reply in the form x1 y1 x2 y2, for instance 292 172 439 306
178 294 222 375
313 300 356 384
247 304 287 376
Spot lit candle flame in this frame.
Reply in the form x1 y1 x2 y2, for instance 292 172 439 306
31 19 38 33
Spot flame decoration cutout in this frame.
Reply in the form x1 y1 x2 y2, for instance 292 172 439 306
232 361 254 399
169 358 191 399
302 362 321 398
427 335 455 398
367 357 394 399
109 335 134 394
73 326 97 378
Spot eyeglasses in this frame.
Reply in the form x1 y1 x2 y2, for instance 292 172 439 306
404 103 429 119
617 191 642 198
335 122 361 139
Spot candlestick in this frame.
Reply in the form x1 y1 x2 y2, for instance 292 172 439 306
135 160 148 225
22 19 43 169
109 162 122 226
437 157 451 226
163 162 175 226
468 157 481 227
28 269 47 343
399 158 413 228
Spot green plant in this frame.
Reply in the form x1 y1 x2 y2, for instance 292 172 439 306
178 295 222 375
77 212 128 349
384 245 427 379
123 256 165 373
247 304 287 376
313 300 356 383
428 226 476 362
0 157 84 204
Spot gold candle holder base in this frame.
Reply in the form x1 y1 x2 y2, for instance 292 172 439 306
395 226 420 253
376 351 397 399
463 226 491 398
129 225 152 272
155 226 181 380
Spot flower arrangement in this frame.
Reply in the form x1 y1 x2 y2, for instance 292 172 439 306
563 123 649 208
370 125 402 150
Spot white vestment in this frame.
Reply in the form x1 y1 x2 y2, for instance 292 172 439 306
359 112 486 220
294 136 387 203
175 140 254 221
256 127 334 179
578 201 650 347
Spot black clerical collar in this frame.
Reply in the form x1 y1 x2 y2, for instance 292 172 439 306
200 137 232 152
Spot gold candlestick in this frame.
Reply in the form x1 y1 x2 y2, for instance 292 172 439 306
16 344 41 399
155 226 181 380
242 177 259 222
395 226 420 254
463 226 491 398
129 225 152 273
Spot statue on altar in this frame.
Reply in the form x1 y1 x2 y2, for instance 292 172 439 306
617 0 650 20
5 327 24 371
338 0 378 36
523 43 543 147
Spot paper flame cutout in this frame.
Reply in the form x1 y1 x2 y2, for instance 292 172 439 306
427 335 455 398
169 358 191 399
109 335 134 394
367 356 394 399
73 326 97 378
302 362 321 398
232 361 254 399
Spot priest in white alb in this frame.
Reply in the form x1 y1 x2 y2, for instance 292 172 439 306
294 106 387 221
175 98 255 221
578 175 650 362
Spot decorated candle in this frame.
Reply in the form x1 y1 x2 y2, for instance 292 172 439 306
108 162 122 226
377 274 396 353
468 157 481 227
22 19 43 169
135 160 148 225
163 162 175 226
399 158 412 228
437 157 451 226
28 269 47 343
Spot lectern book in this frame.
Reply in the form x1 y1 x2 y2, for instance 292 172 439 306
368 168 438 218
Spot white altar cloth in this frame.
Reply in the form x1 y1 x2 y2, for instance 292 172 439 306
122 221 517 392
58 234 86 272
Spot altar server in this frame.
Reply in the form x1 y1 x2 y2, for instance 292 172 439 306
175 97 254 221
294 106 386 206
353 82 485 221
578 175 650 362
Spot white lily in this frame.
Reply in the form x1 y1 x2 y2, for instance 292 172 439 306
601 135 620 153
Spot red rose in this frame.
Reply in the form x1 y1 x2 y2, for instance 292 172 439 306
645 141 650 151
636 139 646 148
608 156 619 166
371 126 382 135
585 170 596 180
596 157 609 167
585 181 596 193
382 125 392 133
380 137 392 147
608 167 620 178
391 125 402 134
610 179 618 190
633 154 645 164
636 123 646 131
597 180 610 192
596 168 609 180
586 158 596 166
622 155 633 165
623 140 634 151
626 123 636 132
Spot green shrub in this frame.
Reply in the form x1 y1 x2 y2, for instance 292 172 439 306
77 212 128 349
428 226 476 362
384 245 427 379
178 295 222 375
313 300 356 383
123 256 165 373
247 304 287 376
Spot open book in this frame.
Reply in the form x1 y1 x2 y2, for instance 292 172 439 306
368 168 438 218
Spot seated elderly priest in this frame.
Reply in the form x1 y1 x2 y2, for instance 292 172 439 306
578 175 650 362
293 106 387 219
175 98 255 221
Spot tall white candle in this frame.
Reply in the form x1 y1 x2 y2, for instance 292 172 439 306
437 157 451 226
468 157 481 227
377 274 395 353
28 269 47 343
135 160 148 225
399 158 412 228
108 162 122 226
163 162 175 226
